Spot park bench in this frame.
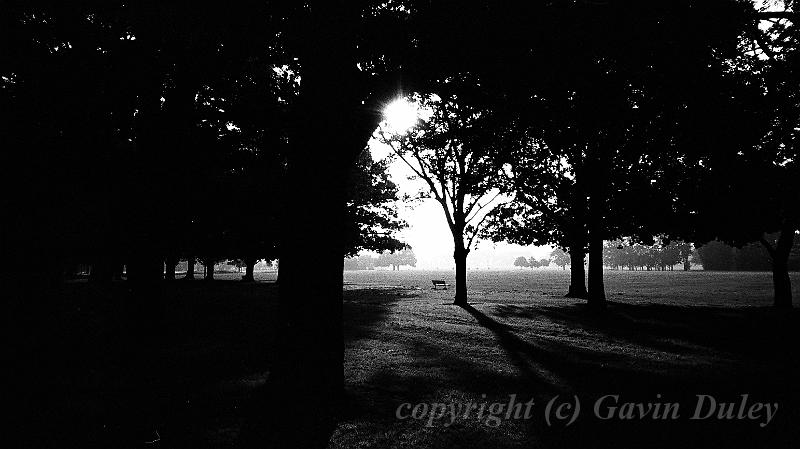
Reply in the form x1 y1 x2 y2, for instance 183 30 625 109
431 280 449 290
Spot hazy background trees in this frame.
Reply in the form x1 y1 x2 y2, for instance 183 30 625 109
603 240 693 271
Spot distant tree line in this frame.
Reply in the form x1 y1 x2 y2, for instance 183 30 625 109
695 239 800 272
518 241 691 271
521 238 800 273
344 247 417 271
603 240 693 271
513 256 551 269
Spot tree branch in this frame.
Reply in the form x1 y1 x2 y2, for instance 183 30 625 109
750 27 778 60
466 202 505 250
377 127 456 230
756 12 799 20
517 190 568 228
465 190 504 224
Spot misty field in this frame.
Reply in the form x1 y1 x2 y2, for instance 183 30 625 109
15 269 800 448
342 268 797 307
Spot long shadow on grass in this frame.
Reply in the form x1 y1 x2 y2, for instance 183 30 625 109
348 302 697 418
456 304 718 392
353 302 720 415
458 303 799 449
342 298 799 448
496 302 800 362
465 302 800 395
458 304 572 391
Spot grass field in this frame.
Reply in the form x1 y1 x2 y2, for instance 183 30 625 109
12 269 800 448
343 268 796 306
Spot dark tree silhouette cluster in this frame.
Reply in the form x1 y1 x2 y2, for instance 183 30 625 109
3 1 799 448
603 240 694 271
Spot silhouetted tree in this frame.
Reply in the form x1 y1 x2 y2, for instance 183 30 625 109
550 249 571 270
484 138 588 297
376 247 417 270
696 241 737 271
513 256 530 268
377 92 510 304
241 4 412 447
604 239 693 271
736 243 773 271
184 257 197 280
681 4 799 307
344 150 407 256
486 0 765 310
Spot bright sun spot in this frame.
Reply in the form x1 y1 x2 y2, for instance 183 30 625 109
383 98 419 133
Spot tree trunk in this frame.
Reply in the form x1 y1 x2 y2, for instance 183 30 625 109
771 258 791 309
239 5 371 445
113 263 124 280
565 167 588 298
566 242 587 298
242 159 349 448
453 244 469 305
164 256 177 280
585 137 610 310
762 223 795 309
242 258 256 282
185 256 195 280
126 253 163 287
587 228 606 309
120 251 164 435
587 188 606 309
204 259 214 281
90 257 114 283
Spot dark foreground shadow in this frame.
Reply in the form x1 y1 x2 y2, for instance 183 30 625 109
10 282 799 448
10 281 395 448
451 303 800 448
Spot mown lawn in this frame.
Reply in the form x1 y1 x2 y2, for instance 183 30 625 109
337 270 799 448
11 270 799 448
